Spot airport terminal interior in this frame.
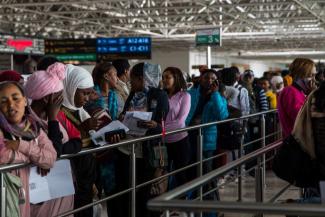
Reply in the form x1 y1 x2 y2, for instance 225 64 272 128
1 0 325 217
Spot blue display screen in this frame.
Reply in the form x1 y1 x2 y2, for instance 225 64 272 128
97 37 151 54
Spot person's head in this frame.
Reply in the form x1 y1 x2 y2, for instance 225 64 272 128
243 70 254 84
23 58 37 74
289 58 316 81
314 81 325 112
281 69 290 77
112 59 131 81
25 62 66 119
270 75 284 93
0 82 27 125
199 65 209 75
200 69 218 90
37 56 60 71
63 65 94 109
316 63 325 84
0 81 44 139
229 66 241 82
130 62 161 92
162 67 187 94
221 67 237 86
92 62 117 89
258 77 270 92
0 70 24 85
130 62 145 92
263 71 272 81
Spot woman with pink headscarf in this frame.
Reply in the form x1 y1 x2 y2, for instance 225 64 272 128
24 62 82 217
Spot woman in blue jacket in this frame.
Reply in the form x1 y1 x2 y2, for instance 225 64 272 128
186 69 228 217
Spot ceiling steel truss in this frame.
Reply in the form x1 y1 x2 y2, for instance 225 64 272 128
0 0 325 51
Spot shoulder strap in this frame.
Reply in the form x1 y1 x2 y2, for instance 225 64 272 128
61 107 81 126
235 84 242 110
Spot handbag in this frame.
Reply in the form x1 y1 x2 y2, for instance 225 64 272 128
147 143 168 168
147 142 169 196
3 172 25 217
149 168 168 196
272 135 319 188
218 120 244 150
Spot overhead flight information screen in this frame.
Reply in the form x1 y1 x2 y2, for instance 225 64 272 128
97 37 151 61
44 39 97 62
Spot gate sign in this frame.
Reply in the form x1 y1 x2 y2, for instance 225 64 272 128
196 28 221 46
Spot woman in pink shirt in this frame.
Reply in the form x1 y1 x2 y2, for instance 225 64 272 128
162 67 191 187
0 81 57 217
278 58 317 138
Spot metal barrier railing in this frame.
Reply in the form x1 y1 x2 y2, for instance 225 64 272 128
0 109 279 217
147 139 325 217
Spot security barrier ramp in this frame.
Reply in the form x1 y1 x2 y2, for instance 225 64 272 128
148 140 325 216
0 110 286 217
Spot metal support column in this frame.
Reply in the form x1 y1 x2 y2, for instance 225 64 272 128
206 46 211 68
10 54 14 70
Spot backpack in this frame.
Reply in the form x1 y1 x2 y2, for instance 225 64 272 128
272 135 319 188
218 85 245 150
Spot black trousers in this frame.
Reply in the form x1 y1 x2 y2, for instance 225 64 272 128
114 150 153 217
72 154 96 217
166 136 191 187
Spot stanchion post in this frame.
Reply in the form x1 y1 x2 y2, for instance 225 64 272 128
260 114 266 188
238 139 243 201
255 155 264 217
197 128 203 217
197 128 203 199
1 172 6 217
131 143 136 217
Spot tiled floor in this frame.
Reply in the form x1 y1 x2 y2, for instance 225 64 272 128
219 171 301 217
100 170 301 217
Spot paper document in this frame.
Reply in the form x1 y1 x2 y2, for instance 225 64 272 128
90 120 129 146
29 160 75 204
123 111 152 136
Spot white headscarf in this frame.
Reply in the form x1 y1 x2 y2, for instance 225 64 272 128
270 75 284 93
63 64 94 122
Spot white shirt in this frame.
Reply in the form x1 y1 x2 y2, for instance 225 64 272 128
225 82 250 116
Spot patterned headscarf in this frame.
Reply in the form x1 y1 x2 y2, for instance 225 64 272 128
129 62 161 111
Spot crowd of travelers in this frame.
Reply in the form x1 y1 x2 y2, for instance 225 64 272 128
0 56 324 217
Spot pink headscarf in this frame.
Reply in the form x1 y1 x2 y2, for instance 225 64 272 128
25 62 66 100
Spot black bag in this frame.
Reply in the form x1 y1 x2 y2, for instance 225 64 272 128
218 120 244 150
272 135 319 188
218 85 245 151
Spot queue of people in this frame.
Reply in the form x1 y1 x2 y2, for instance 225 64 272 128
0 56 323 217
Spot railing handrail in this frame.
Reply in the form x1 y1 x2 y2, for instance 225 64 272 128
0 109 277 173
147 200 325 216
148 140 282 202
55 138 283 217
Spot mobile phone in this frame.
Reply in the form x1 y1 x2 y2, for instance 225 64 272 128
104 129 126 141
137 120 148 128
